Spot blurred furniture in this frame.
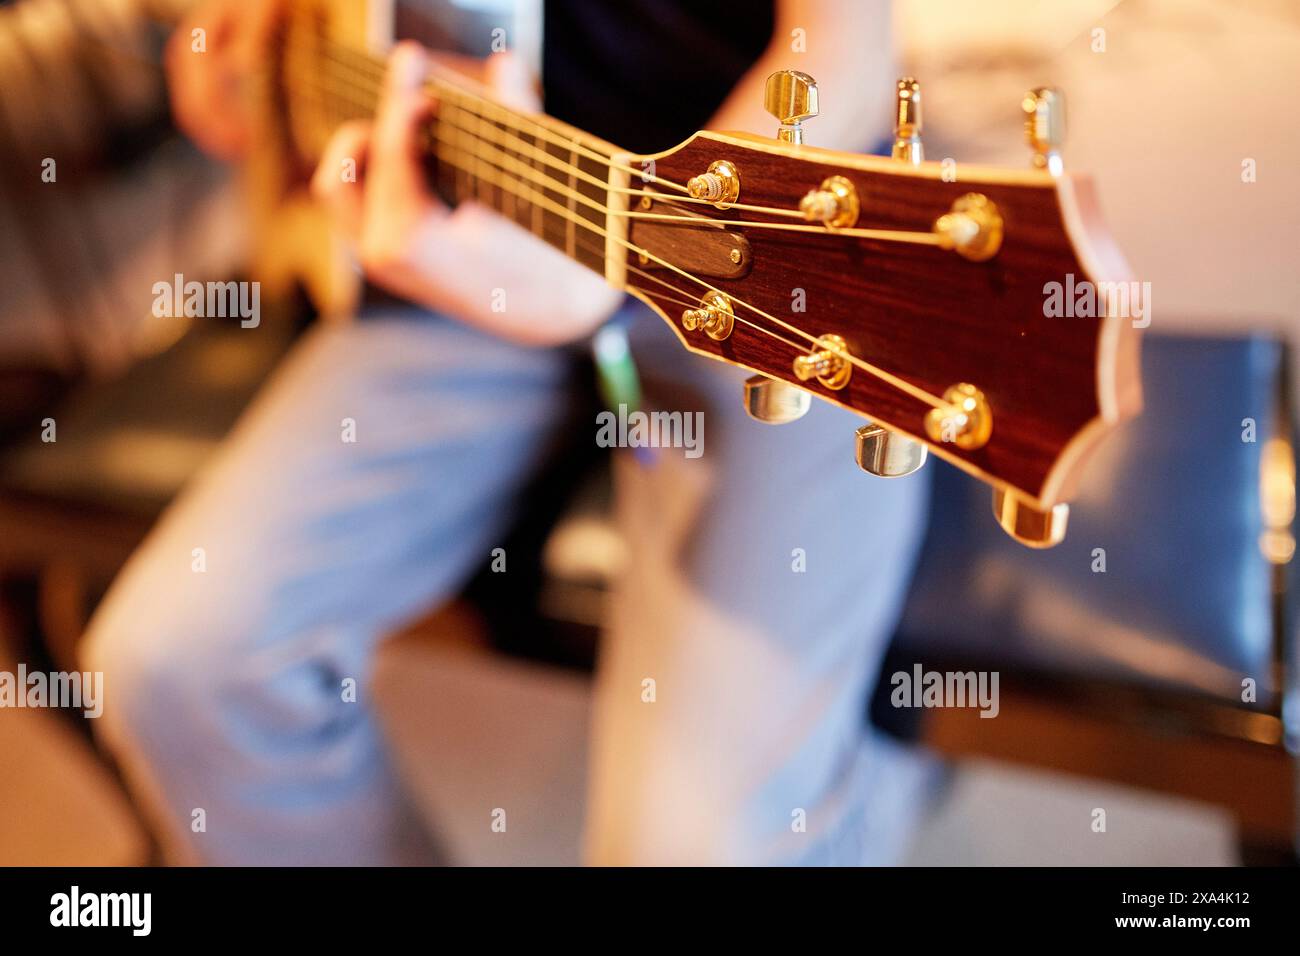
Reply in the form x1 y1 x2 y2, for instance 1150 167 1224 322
0 313 298 672
0 306 298 865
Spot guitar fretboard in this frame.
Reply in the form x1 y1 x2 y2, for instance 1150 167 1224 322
431 92 613 276
282 29 616 277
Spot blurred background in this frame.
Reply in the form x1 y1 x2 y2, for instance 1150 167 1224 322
0 0 1297 865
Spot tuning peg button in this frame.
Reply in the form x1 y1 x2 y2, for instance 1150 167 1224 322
743 375 811 424
855 424 928 477
993 488 1069 548
764 70 819 144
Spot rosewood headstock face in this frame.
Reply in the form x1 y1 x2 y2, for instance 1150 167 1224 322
618 79 1141 547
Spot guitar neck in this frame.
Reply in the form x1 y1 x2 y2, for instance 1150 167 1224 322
274 23 1144 542
281 34 620 277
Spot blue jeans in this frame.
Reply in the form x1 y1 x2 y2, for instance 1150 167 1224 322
82 301 934 865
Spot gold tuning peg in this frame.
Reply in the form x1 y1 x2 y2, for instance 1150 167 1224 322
993 488 1069 548
743 375 811 424
933 193 1004 262
764 70 818 144
686 160 740 208
924 382 993 450
855 423 928 477
680 291 734 341
799 175 859 228
1022 87 1065 175
791 334 851 390
892 77 923 164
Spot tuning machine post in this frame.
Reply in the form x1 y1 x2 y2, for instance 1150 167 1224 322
680 291 734 341
934 193 1004 262
686 160 740 209
924 383 993 450
792 334 852 390
800 176 859 229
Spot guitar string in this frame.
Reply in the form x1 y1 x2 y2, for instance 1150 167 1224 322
293 36 689 194
284 43 952 409
299 41 815 220
296 37 944 244
432 92 942 245
296 40 818 218
308 60 925 249
432 101 943 247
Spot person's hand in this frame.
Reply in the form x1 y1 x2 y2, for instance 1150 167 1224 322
165 0 283 161
309 43 623 346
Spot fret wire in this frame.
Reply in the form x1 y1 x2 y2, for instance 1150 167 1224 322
429 76 689 193
529 128 543 239
433 120 597 217
436 102 610 195
285 62 638 287
480 118 494 207
565 144 578 260
291 38 621 174
453 99 466 203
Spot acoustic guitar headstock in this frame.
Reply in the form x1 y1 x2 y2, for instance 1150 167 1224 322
618 72 1142 547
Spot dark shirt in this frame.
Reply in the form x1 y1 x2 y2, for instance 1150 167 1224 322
542 0 775 152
